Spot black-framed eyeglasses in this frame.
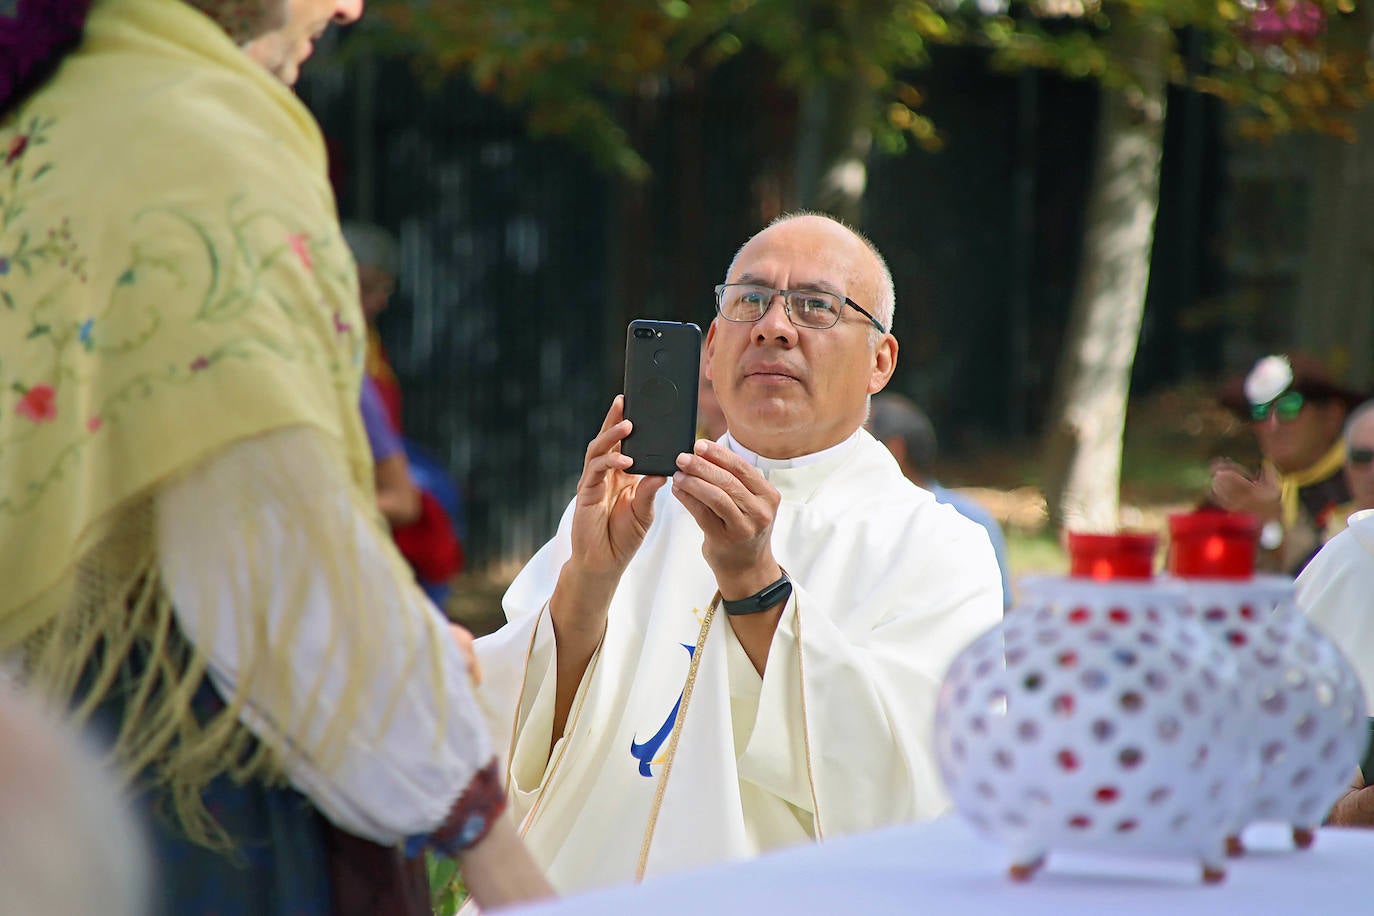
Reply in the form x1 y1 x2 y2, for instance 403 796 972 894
713 283 887 334
1250 390 1305 423
1349 446 1374 466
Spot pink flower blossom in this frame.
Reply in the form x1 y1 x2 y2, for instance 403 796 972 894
287 233 314 272
16 385 56 423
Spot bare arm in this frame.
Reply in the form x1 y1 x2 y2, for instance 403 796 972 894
548 396 666 745
374 452 421 527
459 816 555 909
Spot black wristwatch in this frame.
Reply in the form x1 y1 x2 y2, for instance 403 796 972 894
721 571 792 616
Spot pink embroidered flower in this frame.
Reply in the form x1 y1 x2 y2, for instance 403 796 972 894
332 309 353 335
16 385 57 423
86 416 103 433
190 356 210 372
5 135 28 166
287 233 314 272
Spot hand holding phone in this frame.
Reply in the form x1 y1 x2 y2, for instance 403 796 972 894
622 319 701 477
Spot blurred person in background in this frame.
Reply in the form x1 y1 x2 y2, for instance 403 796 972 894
0 675 150 916
867 392 1012 609
0 1 549 913
1328 399 1374 538
342 220 406 428
342 220 467 606
1211 352 1364 576
696 346 728 441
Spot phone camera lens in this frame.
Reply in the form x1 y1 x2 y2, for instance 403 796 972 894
634 328 653 339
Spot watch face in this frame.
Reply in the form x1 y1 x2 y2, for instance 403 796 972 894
1260 520 1284 550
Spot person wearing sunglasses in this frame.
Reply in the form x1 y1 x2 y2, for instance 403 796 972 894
1212 352 1366 576
1335 401 1374 533
474 213 1004 894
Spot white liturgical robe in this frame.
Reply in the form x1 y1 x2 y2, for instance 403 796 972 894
1296 508 1374 711
475 430 1003 894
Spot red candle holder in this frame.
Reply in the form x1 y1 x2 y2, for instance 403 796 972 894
1066 531 1158 581
1167 510 1260 580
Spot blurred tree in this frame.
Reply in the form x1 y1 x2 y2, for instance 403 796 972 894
370 0 1374 530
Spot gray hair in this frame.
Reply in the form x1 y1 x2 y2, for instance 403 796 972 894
867 392 937 470
0 676 151 916
1344 399 1374 444
341 221 401 276
724 211 896 337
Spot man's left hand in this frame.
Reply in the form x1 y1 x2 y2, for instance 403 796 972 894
671 439 782 600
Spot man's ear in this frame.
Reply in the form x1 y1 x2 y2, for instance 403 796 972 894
868 334 898 395
703 319 719 382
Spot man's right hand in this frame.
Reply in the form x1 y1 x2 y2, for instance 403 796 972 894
566 395 668 584
548 396 668 745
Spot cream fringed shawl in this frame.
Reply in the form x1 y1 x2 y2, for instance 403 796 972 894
0 0 385 842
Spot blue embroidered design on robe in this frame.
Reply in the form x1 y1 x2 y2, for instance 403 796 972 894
630 643 695 777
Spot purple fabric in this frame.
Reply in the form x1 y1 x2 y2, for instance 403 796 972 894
360 375 404 462
0 0 94 119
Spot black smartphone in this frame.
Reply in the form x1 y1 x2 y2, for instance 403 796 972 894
622 319 701 477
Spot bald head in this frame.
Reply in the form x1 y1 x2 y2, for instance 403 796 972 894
705 212 899 458
725 212 895 336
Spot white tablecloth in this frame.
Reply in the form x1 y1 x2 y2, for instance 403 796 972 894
515 816 1373 915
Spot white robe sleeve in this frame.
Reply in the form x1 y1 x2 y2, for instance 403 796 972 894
734 515 1003 837
1296 515 1374 712
473 502 576 797
156 425 496 844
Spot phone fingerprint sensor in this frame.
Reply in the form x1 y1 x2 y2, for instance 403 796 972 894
653 348 670 366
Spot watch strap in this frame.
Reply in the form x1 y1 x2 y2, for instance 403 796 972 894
721 571 792 616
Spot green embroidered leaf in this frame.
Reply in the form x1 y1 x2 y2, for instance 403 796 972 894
26 323 50 339
31 163 52 181
117 268 136 286
0 289 13 310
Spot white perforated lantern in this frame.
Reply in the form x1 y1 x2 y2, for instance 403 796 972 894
1165 574 1368 853
934 575 1253 883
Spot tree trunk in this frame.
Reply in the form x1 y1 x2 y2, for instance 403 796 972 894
1294 9 1374 389
793 73 874 224
1041 15 1170 532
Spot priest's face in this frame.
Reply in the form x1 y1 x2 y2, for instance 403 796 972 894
705 216 897 460
242 0 363 86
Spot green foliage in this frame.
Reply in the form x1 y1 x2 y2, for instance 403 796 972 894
427 850 466 916
368 0 1374 172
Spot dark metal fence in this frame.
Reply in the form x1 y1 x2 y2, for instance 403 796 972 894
300 40 1232 571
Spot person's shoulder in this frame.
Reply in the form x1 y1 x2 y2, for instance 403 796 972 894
1300 509 1374 584
834 440 989 539
1344 508 1374 554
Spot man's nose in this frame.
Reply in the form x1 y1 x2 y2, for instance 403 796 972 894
753 293 796 341
335 0 364 24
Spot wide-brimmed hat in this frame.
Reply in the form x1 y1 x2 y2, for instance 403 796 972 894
1219 351 1367 420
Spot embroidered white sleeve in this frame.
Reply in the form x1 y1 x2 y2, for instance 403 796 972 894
156 425 494 844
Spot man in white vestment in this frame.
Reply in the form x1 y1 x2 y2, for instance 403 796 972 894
476 212 1004 893
1295 508 1374 826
